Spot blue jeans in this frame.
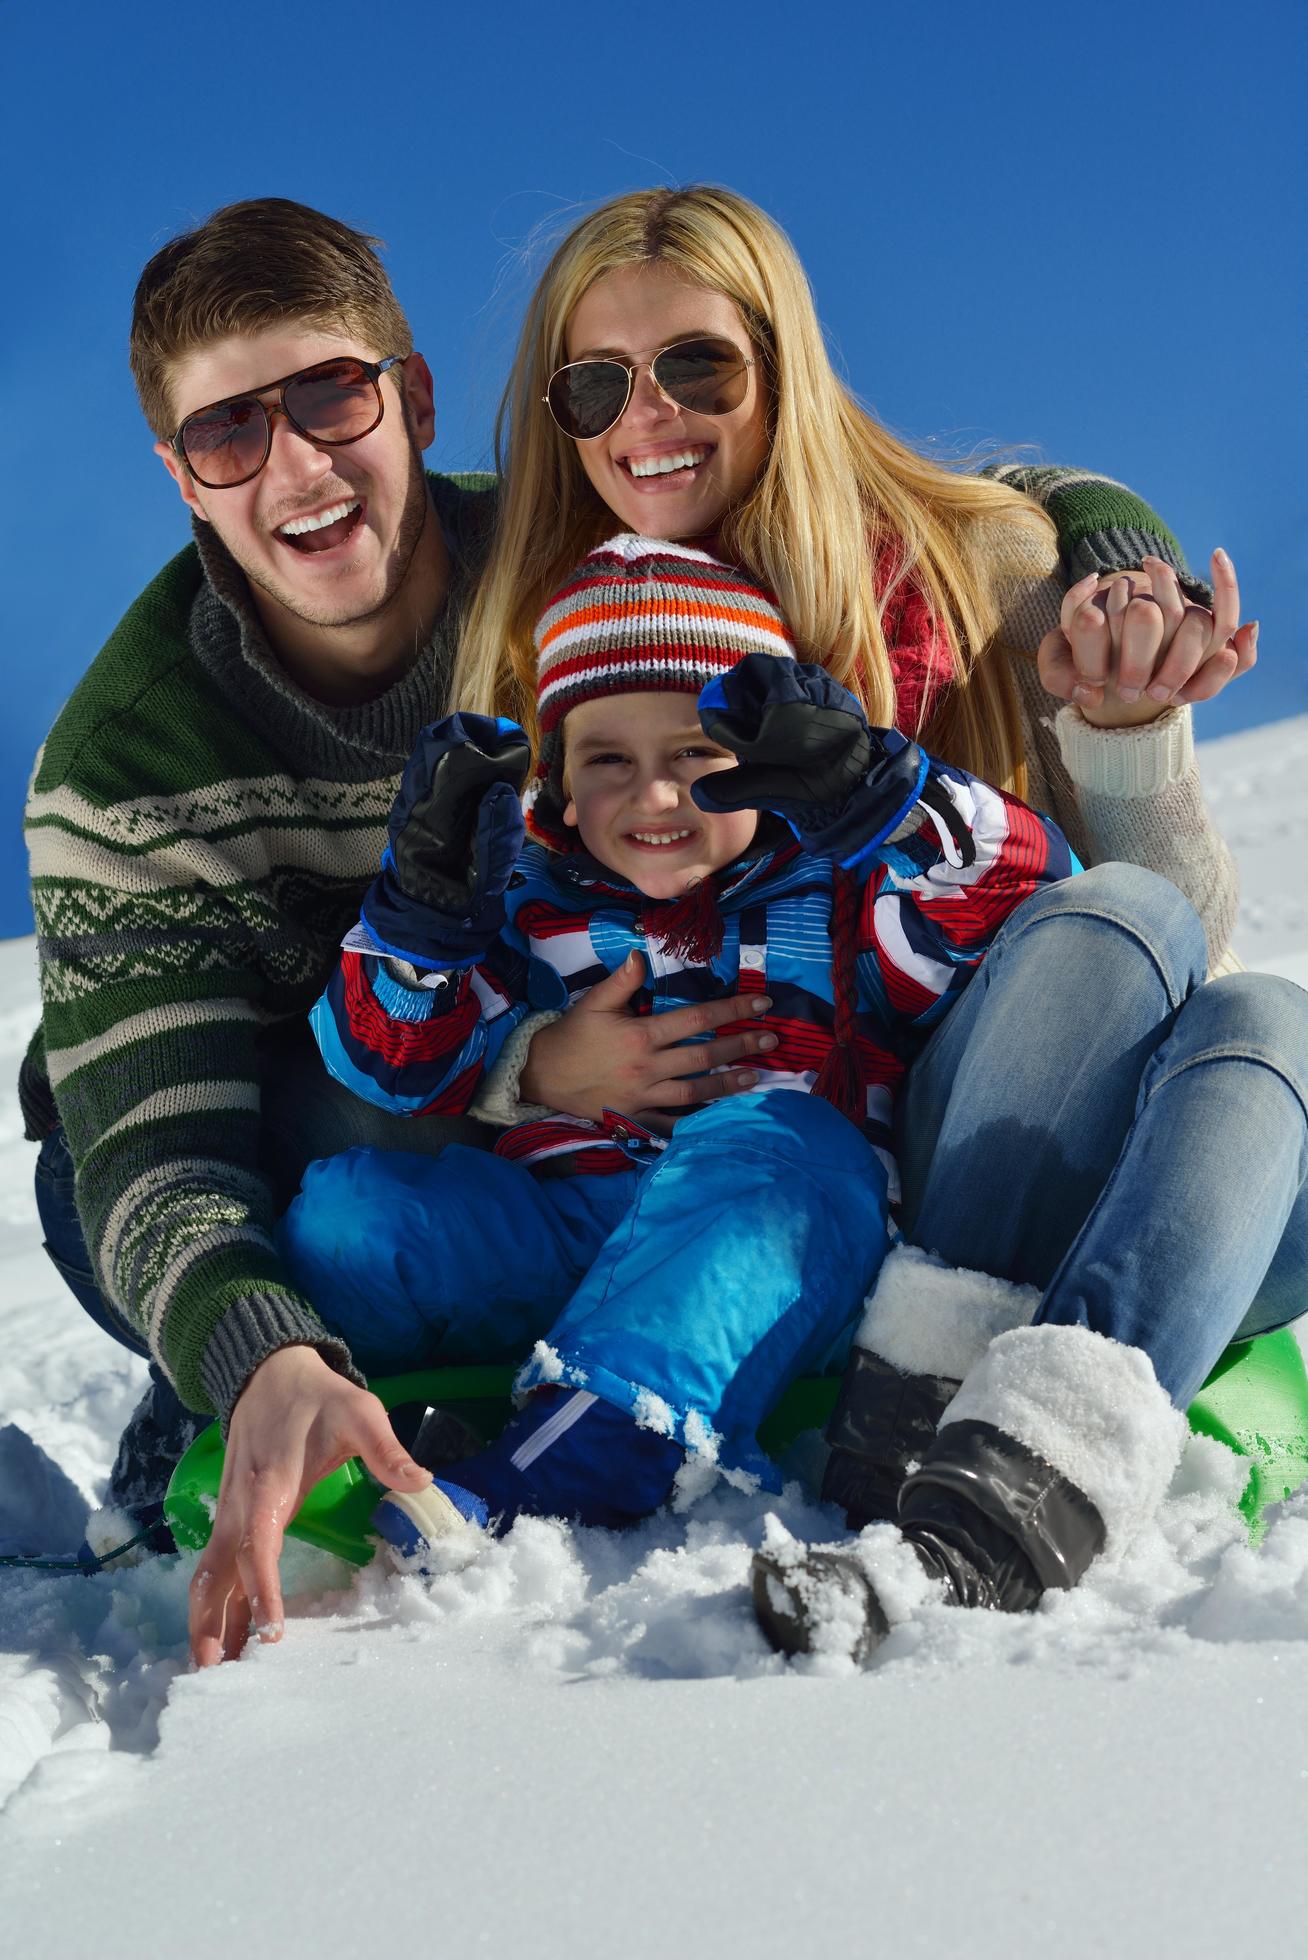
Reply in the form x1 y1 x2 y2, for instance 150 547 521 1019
897 863 1308 1408
281 1092 892 1490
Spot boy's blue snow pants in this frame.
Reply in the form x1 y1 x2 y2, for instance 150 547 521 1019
279 1091 891 1499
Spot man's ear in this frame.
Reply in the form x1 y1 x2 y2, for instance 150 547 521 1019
398 352 436 450
154 441 211 523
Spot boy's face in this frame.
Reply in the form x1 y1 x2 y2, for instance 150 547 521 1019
562 691 758 900
155 323 435 681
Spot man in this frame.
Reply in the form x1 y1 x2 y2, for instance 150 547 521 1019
22 198 767 1668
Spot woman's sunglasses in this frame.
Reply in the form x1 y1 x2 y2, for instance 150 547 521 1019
170 354 404 489
543 336 754 442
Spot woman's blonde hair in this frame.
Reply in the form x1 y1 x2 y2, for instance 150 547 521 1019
456 184 1054 795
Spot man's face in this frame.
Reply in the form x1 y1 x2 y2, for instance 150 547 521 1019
156 324 435 657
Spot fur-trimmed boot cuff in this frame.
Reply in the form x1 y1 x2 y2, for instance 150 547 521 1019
937 1322 1190 1561
822 1247 1041 1528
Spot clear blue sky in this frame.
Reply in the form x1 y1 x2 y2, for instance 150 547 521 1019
2 0 1304 937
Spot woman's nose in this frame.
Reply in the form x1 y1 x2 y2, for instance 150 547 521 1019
621 363 677 427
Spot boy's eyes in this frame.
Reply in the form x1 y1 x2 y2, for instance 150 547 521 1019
583 746 727 769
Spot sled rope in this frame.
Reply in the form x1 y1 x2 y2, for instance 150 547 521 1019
0 1526 155 1573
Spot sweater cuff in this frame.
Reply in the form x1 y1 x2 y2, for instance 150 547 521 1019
469 1010 561 1127
1054 702 1195 799
200 1291 367 1434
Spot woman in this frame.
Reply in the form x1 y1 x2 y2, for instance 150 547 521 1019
449 185 1307 1657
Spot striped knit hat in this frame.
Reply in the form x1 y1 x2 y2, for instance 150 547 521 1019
526 534 796 850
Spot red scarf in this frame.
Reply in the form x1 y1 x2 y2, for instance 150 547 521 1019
874 542 955 735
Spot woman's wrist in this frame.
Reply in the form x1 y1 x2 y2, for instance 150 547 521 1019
1054 701 1195 799
469 1011 560 1127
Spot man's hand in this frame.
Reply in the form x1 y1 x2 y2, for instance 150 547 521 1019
519 951 778 1135
1038 550 1258 728
188 1346 430 1668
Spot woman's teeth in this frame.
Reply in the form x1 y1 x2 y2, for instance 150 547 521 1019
626 450 708 479
630 829 693 847
278 500 360 537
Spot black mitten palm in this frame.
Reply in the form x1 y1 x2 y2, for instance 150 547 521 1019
361 714 531 968
693 656 930 864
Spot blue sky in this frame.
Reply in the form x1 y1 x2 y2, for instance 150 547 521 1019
2 0 1303 936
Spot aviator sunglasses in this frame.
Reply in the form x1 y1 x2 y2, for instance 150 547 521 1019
544 336 755 442
170 354 405 489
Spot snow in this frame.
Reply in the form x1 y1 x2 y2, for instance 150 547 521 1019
4 720 1308 1957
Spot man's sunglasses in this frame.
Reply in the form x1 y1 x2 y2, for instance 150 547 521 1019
170 354 405 489
543 336 755 442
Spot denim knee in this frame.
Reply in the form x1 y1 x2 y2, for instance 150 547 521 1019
1149 972 1308 1119
995 861 1208 1003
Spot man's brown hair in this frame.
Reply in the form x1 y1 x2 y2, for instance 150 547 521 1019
130 197 414 438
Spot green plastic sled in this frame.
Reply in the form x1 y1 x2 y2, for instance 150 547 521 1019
164 1328 1308 1567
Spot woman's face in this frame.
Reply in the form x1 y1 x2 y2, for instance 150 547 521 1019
562 263 771 541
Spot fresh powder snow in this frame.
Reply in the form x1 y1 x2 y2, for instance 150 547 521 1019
3 720 1308 1958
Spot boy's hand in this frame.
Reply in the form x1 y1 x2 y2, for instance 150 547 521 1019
361 714 530 968
693 655 926 862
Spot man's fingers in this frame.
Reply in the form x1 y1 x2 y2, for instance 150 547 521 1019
233 1480 294 1648
189 1549 237 1669
1035 629 1092 705
353 1410 431 1494
1174 645 1241 706
222 1583 253 1664
1114 593 1166 699
1057 570 1103 639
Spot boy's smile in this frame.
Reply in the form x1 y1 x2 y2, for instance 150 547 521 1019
562 692 758 900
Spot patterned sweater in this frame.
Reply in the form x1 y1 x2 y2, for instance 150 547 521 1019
314 770 1076 1197
21 465 1234 1419
24 473 495 1418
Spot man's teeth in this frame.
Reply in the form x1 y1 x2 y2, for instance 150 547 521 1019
278 500 360 537
631 829 693 846
626 450 708 479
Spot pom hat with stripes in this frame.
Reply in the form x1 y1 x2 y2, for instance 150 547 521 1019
527 533 796 850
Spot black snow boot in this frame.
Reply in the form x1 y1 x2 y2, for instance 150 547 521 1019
821 1348 960 1528
821 1245 1040 1528
754 1420 1103 1660
754 1324 1188 1663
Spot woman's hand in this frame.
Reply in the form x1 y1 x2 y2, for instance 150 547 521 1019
519 950 778 1135
1037 548 1258 728
188 1346 430 1667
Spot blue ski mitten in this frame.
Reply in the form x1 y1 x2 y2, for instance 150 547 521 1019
361 714 531 968
694 654 973 868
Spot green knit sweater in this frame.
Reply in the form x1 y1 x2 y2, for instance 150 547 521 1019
23 463 1228 1421
25 472 495 1418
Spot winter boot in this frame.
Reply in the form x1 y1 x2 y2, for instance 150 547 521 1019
372 1476 492 1571
756 1322 1189 1662
101 1364 212 1553
821 1246 1039 1528
373 1387 686 1569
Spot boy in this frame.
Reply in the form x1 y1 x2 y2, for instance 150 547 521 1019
281 535 1075 1550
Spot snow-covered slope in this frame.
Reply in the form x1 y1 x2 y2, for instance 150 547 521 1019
3 721 1308 1959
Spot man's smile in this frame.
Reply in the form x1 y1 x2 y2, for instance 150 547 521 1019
274 498 365 554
